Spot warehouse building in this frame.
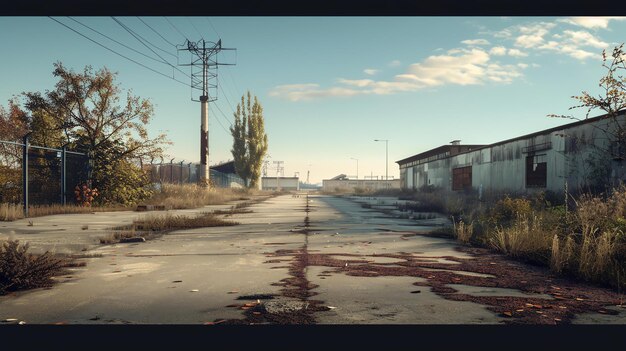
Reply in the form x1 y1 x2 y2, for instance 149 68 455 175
322 174 401 192
397 112 626 195
262 177 300 191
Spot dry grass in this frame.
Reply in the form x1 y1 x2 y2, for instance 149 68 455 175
100 212 238 244
1 202 129 222
453 219 473 244
0 239 71 295
550 234 577 274
488 214 554 262
1 203 21 221
1 184 262 222
144 183 254 209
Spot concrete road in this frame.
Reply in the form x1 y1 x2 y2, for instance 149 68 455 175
1 194 625 324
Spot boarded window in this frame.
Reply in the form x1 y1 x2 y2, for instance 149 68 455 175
452 166 472 191
526 154 547 188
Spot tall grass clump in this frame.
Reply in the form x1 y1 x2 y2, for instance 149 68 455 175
145 183 249 209
488 214 554 264
550 234 577 274
453 219 473 244
549 188 626 289
1 203 22 221
0 240 69 294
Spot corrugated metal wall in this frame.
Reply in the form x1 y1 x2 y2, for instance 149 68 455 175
399 116 624 194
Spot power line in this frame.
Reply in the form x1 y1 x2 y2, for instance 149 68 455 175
218 80 236 114
224 66 243 100
204 17 221 39
187 17 204 40
165 17 189 41
137 17 177 47
208 104 230 135
112 17 177 59
67 17 167 66
48 17 191 87
112 17 190 80
213 101 234 128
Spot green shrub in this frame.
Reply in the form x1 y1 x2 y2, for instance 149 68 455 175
487 196 533 227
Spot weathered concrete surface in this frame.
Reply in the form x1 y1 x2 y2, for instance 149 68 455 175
1 194 625 324
0 198 262 254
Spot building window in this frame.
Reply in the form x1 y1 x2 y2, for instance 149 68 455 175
452 166 472 191
526 154 547 188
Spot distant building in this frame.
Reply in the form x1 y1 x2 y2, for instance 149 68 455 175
397 111 626 196
322 174 401 192
262 177 300 191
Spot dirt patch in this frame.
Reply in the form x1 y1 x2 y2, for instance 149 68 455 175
277 243 624 324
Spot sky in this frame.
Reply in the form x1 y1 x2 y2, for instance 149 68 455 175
1 16 626 184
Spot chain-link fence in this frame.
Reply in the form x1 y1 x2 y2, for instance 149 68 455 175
0 138 90 213
145 162 245 188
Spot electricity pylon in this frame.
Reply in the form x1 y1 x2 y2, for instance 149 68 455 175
177 39 235 187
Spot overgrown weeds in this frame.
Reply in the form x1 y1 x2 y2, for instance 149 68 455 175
143 183 254 210
488 214 554 265
0 239 72 295
1 202 128 222
453 219 474 244
100 212 238 244
1 184 262 222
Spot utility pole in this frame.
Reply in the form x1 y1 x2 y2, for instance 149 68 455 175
374 139 389 180
273 160 284 191
178 39 235 187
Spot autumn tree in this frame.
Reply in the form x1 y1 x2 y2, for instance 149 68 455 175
0 100 29 202
23 63 168 205
549 44 626 191
230 91 268 188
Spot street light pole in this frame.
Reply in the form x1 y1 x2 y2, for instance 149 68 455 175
350 157 359 179
374 139 389 180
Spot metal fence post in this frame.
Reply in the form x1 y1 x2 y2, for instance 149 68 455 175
22 133 30 217
170 158 174 183
61 144 67 205
180 160 184 184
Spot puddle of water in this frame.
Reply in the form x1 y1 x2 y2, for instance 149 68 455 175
421 267 495 278
411 256 461 265
446 284 554 299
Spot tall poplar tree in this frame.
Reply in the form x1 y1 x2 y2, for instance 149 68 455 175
230 91 268 188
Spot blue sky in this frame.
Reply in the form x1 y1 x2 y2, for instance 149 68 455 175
1 16 625 184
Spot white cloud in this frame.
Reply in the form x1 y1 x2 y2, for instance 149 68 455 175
562 30 608 49
268 84 362 102
363 68 379 76
489 46 507 56
388 60 401 67
513 22 556 48
517 63 529 69
535 30 606 60
462 39 491 46
270 49 526 101
402 49 491 86
499 20 609 61
559 17 626 29
507 48 528 57
493 28 513 39
400 48 523 86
